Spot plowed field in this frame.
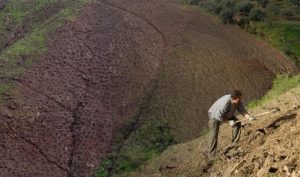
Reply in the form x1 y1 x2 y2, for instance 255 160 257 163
0 0 297 177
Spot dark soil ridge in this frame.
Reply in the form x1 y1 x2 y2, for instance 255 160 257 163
0 0 298 177
97 0 168 47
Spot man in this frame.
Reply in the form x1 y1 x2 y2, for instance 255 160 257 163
207 90 255 157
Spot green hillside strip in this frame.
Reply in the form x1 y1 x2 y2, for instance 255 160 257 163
0 0 61 50
253 21 300 66
248 74 300 108
0 0 57 25
94 118 175 177
0 0 86 97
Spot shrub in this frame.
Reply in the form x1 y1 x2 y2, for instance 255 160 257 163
220 0 236 9
290 0 300 6
219 8 234 24
237 17 250 28
199 0 219 12
214 4 224 14
282 10 294 18
235 1 254 14
257 0 269 8
268 3 281 15
190 0 201 5
200 0 235 13
249 8 266 21
283 48 299 66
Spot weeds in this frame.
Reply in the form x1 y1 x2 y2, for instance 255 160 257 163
94 118 175 177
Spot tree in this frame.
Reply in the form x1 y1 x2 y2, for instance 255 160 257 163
290 0 300 6
190 0 200 5
282 11 294 18
235 1 254 14
257 0 269 8
220 8 234 24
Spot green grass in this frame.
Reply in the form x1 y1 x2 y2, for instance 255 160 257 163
0 0 59 31
253 21 300 65
0 83 12 95
94 118 175 177
247 74 300 108
93 159 113 177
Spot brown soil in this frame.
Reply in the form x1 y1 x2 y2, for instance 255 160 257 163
0 0 298 177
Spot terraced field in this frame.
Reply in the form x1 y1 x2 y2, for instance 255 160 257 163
0 0 297 177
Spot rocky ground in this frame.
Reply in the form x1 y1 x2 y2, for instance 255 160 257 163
129 83 300 177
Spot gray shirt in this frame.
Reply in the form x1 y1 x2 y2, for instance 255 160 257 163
208 94 247 121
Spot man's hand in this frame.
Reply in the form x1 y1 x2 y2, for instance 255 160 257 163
229 120 236 127
249 115 256 121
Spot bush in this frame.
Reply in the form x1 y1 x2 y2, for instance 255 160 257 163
235 1 254 14
290 0 300 6
237 17 250 28
257 0 269 8
282 10 294 18
219 8 234 24
190 0 201 5
214 4 224 14
249 8 266 21
220 0 236 9
268 3 281 15
199 0 219 12
200 0 235 14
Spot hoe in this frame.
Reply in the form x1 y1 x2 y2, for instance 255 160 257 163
237 107 280 123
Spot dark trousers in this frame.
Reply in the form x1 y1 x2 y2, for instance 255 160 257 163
208 116 241 157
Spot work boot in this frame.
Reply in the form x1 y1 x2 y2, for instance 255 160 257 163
223 143 238 155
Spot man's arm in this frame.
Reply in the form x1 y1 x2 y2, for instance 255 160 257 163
237 102 255 120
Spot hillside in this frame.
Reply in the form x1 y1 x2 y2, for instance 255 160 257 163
127 75 300 177
186 0 300 66
0 0 298 177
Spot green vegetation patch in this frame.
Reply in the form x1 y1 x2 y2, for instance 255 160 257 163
0 0 86 96
254 21 300 62
94 118 175 177
248 74 300 108
0 0 62 23
0 83 13 95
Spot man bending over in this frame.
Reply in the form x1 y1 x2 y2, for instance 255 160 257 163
207 90 255 157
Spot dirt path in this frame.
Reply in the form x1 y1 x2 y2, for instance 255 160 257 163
0 0 297 177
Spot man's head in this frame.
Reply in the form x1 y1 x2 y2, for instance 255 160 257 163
230 89 242 105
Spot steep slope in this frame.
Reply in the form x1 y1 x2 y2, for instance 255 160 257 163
108 0 298 143
0 0 298 177
128 76 300 177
